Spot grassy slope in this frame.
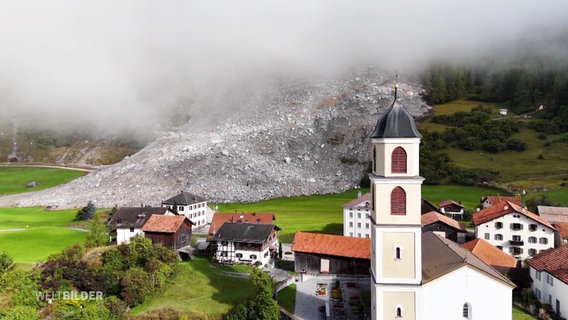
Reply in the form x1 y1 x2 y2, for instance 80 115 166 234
0 166 86 195
131 257 255 318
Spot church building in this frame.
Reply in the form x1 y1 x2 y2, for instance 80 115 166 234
369 85 515 320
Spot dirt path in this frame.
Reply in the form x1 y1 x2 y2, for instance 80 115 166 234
0 192 36 208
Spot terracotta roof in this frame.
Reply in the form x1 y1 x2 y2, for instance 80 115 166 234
422 232 515 287
211 222 276 243
162 191 207 205
142 215 191 233
291 232 370 259
207 212 275 240
462 238 517 269
421 199 440 214
106 207 173 228
438 199 464 208
553 223 568 239
343 192 371 208
481 195 522 207
528 244 568 285
472 201 555 230
538 206 568 223
421 211 466 231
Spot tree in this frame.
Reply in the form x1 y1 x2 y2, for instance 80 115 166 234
0 251 15 278
224 268 279 320
75 201 96 221
84 213 109 248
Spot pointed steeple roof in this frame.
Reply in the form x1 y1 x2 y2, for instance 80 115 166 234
370 84 422 138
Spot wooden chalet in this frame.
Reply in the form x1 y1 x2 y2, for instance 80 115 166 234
291 232 370 276
141 215 193 251
421 210 469 243
207 212 275 240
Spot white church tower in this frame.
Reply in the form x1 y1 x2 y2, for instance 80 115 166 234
369 84 424 320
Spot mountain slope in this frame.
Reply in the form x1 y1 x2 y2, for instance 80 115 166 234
17 71 430 208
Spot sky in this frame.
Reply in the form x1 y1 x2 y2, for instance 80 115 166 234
1 0 567 136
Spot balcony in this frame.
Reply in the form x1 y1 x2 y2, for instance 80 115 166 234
509 240 524 246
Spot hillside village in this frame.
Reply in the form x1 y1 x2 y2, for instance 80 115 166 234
95 88 568 320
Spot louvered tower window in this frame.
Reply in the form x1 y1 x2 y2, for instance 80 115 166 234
391 187 406 215
392 147 407 173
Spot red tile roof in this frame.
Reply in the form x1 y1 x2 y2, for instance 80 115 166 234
472 201 555 230
291 232 370 259
481 196 522 207
462 238 517 269
528 244 568 285
554 223 568 239
438 199 464 209
207 212 275 239
142 215 189 233
421 211 466 231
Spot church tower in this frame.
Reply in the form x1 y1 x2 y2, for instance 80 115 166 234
370 85 424 320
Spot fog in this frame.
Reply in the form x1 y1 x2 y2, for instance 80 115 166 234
1 0 567 137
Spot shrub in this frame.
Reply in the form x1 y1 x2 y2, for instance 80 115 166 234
75 201 96 221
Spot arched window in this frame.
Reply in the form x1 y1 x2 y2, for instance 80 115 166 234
463 302 471 319
396 307 402 318
391 147 407 173
395 247 401 260
391 187 406 215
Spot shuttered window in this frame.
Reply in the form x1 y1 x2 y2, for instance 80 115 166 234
391 187 406 215
391 147 407 173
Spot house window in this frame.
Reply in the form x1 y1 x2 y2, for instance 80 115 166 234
539 238 548 245
349 222 353 227
236 253 242 258
395 247 401 260
349 212 353 218
358 233 361 237
547 274 554 286
535 271 541 281
528 249 537 256
484 233 490 240
349 232 353 236
221 241 228 246
366 213 370 219
178 206 184 211
529 224 538 231
357 223 361 228
512 235 522 242
391 147 407 173
534 288 541 300
496 246 503 250
462 302 471 319
365 223 370 229
390 187 406 215
509 247 523 255
494 234 503 240
250 254 257 260
395 306 403 318
129 228 134 232
528 236 537 243
495 222 503 229
357 213 361 218
510 223 523 231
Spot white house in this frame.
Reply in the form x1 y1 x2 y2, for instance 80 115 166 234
368 84 515 320
162 191 212 229
105 207 175 244
528 244 568 318
210 222 279 267
472 200 556 260
342 191 371 238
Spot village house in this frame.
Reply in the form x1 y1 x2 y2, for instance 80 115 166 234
291 231 370 276
472 200 555 260
207 212 275 240
421 210 468 243
106 207 176 244
480 195 522 209
437 199 465 220
368 85 514 319
342 191 371 238
210 222 279 267
142 215 193 251
528 244 568 318
161 191 211 230
537 205 568 246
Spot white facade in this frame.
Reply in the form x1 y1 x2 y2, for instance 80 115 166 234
422 266 513 320
116 227 143 244
215 236 278 267
163 201 208 229
475 212 555 260
530 267 567 317
343 192 372 238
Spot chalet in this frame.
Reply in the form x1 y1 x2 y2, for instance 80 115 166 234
528 244 568 318
437 199 464 220
291 232 370 276
472 200 555 259
106 207 175 244
162 191 210 229
342 191 371 238
210 222 279 267
480 195 522 209
142 215 193 251
207 212 275 240
421 210 468 243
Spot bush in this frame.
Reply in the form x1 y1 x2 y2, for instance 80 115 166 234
506 138 528 151
75 201 96 221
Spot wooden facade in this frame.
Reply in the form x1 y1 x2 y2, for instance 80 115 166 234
144 219 192 251
294 252 370 276
422 221 466 243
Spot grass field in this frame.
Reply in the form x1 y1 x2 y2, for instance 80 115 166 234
131 257 255 318
0 166 86 195
512 305 538 320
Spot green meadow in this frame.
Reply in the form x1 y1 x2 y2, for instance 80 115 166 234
0 166 86 195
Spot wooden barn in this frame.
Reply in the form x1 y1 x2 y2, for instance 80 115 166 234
142 215 193 251
421 210 469 243
291 232 370 276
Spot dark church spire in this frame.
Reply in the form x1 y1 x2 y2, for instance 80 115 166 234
370 83 422 139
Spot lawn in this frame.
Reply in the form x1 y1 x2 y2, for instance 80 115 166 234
131 257 255 319
277 284 296 314
0 166 86 195
512 305 538 320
